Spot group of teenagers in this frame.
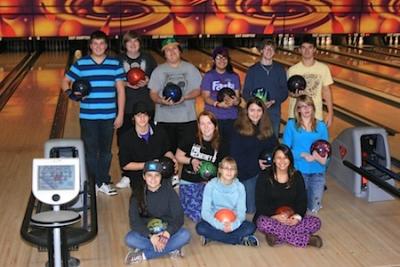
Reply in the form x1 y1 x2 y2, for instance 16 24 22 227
61 29 334 265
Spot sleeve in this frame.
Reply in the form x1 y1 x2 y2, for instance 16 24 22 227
231 181 247 230
65 61 81 81
322 64 334 86
275 65 289 103
282 120 294 149
319 121 329 141
242 66 255 100
201 180 225 230
293 172 307 218
114 57 126 81
118 133 131 168
148 66 163 93
200 72 211 92
165 187 184 235
188 64 202 91
233 72 241 91
255 170 275 217
129 197 150 236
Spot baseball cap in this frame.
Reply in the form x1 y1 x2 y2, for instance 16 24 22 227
143 161 163 174
161 37 180 51
212 46 229 59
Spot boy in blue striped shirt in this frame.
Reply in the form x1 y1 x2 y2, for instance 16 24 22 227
62 30 125 196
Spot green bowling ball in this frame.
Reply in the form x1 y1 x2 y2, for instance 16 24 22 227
198 161 217 181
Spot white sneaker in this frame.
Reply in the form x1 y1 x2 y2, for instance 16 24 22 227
116 176 130 189
171 175 180 188
96 183 118 196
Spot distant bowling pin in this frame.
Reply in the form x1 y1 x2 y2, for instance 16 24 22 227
320 35 326 46
326 35 332 46
348 34 352 45
358 34 364 46
283 34 289 46
278 33 283 47
288 35 295 46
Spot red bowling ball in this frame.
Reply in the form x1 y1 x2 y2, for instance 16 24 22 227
127 67 146 86
214 208 236 223
310 139 332 158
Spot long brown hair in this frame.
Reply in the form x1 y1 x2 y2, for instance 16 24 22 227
234 97 274 140
269 144 296 188
197 110 220 151
294 95 317 131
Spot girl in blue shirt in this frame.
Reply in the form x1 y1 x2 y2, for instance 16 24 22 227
283 95 329 213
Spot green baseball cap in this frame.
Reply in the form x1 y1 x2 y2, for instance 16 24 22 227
161 37 180 51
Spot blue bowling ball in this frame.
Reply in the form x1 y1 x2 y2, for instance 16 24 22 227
162 83 182 103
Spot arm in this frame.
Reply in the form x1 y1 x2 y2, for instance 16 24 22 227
255 171 274 217
201 181 224 230
114 79 125 129
129 197 150 236
165 187 184 235
322 85 333 127
231 181 247 231
175 148 201 172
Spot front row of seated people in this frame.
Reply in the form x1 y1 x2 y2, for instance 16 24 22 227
122 92 328 264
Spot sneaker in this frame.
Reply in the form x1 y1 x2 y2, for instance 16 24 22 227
116 176 131 189
124 249 144 264
169 249 184 259
308 235 323 248
241 235 259 247
200 235 210 246
96 183 118 196
265 233 277 247
171 175 180 188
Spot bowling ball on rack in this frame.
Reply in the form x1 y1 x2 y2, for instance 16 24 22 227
287 75 306 94
275 206 294 217
198 161 217 181
158 156 175 179
147 218 168 234
216 87 236 102
259 150 273 165
127 67 146 86
72 79 91 97
310 139 332 158
214 208 236 223
251 87 269 102
162 83 182 102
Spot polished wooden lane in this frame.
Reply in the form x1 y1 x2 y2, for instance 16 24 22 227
0 52 28 81
0 52 68 266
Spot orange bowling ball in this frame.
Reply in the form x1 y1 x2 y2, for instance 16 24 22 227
214 208 236 223
275 206 294 217
127 67 146 86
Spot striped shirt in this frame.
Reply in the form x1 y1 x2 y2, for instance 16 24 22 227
66 55 125 120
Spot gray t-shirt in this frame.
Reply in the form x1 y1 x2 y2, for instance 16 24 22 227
148 60 202 123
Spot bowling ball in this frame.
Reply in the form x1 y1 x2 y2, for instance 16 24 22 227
147 218 168 234
310 139 332 158
158 156 175 179
162 83 182 102
214 208 236 223
287 75 306 94
217 87 236 103
198 161 217 180
251 87 269 102
127 67 146 86
259 150 273 165
275 206 294 217
72 79 91 97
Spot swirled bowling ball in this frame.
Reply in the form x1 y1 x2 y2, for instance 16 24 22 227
198 161 217 180
287 75 306 94
217 87 236 102
251 87 269 102
72 79 91 97
127 67 146 86
259 150 273 165
214 208 236 223
147 218 167 234
162 83 182 102
158 156 175 179
275 206 294 217
310 139 332 158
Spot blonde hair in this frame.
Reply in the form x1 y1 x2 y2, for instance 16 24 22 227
294 95 317 131
218 156 238 178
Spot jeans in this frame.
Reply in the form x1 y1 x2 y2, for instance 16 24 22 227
125 228 191 259
241 175 258 213
80 119 114 186
196 220 256 245
302 173 325 212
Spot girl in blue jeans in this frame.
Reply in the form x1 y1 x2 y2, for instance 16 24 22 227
124 161 190 264
196 157 259 246
283 95 329 213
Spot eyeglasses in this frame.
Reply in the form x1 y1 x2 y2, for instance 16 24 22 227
297 104 312 109
215 55 228 61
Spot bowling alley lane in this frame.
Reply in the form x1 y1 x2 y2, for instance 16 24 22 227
356 46 400 59
0 52 29 82
180 49 400 161
320 45 400 66
0 52 69 266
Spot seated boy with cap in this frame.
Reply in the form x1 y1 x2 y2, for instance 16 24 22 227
124 160 191 264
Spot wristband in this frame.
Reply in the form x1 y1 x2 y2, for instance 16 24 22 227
213 101 218 107
65 89 82 101
189 157 193 165
291 214 302 221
